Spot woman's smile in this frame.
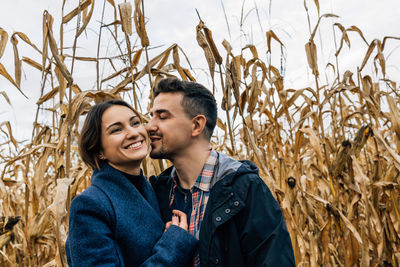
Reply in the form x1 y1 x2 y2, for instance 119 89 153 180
126 140 144 150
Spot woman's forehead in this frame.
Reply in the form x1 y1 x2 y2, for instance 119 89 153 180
102 105 137 123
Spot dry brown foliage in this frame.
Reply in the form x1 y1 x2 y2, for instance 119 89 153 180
0 0 399 266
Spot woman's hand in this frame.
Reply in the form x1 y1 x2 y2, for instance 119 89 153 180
165 209 188 231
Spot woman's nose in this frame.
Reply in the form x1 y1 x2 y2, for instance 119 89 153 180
126 126 139 138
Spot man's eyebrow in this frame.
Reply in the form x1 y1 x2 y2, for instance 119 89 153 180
151 109 170 116
105 115 138 130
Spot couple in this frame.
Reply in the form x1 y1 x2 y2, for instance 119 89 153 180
66 78 295 266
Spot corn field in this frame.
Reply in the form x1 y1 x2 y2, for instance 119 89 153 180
0 0 399 266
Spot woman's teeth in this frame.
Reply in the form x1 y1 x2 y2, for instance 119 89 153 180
128 142 142 149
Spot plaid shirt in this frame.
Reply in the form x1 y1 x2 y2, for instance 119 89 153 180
169 150 218 266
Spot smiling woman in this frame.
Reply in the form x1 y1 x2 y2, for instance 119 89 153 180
99 104 149 175
65 99 198 266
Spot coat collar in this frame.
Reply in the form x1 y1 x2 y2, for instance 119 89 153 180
92 163 161 216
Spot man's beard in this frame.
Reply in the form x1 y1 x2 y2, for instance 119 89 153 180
149 143 170 159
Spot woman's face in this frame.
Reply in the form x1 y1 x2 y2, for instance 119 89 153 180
100 105 149 174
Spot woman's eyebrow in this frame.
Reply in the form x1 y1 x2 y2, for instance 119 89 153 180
106 115 138 130
129 115 139 122
105 122 122 131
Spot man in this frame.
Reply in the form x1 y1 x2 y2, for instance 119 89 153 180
147 78 295 266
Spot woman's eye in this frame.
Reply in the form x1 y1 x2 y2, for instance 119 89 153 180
110 128 121 134
131 119 141 127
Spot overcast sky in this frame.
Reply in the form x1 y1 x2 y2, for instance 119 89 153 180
0 0 399 141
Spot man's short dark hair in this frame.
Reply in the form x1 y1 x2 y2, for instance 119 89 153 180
154 78 217 140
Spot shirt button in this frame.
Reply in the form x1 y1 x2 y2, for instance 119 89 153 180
215 216 222 222
234 201 239 206
215 258 220 264
225 208 231 214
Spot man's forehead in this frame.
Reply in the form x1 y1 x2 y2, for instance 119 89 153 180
153 92 183 108
155 91 182 101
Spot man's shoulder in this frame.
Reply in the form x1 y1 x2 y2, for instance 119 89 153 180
229 165 265 196
219 156 276 200
214 152 260 185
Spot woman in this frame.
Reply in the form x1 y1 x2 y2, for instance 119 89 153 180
66 99 197 266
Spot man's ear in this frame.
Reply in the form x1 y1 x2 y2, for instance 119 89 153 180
191 115 207 137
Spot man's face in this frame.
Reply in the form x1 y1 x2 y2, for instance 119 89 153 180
146 92 193 159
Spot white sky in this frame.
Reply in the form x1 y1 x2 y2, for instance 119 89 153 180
0 0 399 141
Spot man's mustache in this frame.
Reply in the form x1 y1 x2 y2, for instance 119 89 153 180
148 132 162 138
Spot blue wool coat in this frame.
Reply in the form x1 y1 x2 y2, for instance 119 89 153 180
66 163 198 266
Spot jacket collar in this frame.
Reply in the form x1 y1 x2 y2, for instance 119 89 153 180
156 152 259 188
92 163 161 215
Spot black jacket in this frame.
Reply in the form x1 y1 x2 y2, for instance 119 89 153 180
150 152 295 267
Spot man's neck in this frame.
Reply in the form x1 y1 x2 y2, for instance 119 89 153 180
171 141 211 190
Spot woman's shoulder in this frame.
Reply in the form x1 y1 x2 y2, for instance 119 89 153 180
70 185 112 213
69 185 116 225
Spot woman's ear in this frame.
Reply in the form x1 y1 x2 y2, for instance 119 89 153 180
98 154 106 160
191 115 207 138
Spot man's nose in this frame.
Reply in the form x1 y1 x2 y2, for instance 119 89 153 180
145 119 156 132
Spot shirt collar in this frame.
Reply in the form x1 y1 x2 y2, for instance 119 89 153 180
171 150 218 192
